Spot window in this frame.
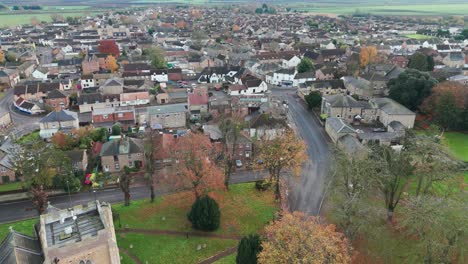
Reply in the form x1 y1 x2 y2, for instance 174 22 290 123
118 113 123 118
104 165 109 171
128 154 131 159
103 114 108 119
115 163 120 170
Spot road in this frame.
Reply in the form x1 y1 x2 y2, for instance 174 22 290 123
0 170 267 224
1 88 41 138
270 88 330 215
0 87 330 222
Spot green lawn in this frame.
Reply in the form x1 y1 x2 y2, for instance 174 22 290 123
294 3 468 15
0 182 23 193
0 11 102 27
119 251 136 264
442 132 468 162
214 253 236 264
0 218 37 240
404 34 431 40
113 183 277 236
16 130 40 144
118 233 237 264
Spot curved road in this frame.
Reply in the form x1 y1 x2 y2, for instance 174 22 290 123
271 88 330 215
0 87 330 223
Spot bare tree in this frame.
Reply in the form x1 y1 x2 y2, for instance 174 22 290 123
30 186 48 215
119 167 132 206
370 145 414 224
219 116 242 190
144 130 159 202
330 148 374 239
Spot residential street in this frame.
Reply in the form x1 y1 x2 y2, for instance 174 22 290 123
270 88 330 215
0 87 329 223
0 169 267 224
1 88 41 138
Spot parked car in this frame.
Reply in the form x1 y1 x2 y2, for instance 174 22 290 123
236 160 243 168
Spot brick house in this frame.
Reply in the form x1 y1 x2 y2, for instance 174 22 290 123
14 82 63 102
188 88 208 120
92 107 136 131
100 137 144 173
45 89 69 111
78 93 120 113
82 54 100 75
0 152 15 184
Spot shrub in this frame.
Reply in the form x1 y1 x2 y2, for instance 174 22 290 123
187 195 220 231
236 234 262 264
255 180 271 191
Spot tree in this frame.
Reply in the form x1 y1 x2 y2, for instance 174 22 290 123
237 234 262 264
370 145 414 223
51 132 76 150
400 196 468 264
297 57 314 73
434 93 462 130
187 195 220 231
408 52 429 71
119 167 132 206
111 124 122 136
360 46 378 67
98 40 120 58
144 130 159 202
30 17 39 26
147 46 166 69
50 14 64 23
329 149 374 239
0 50 5 64
106 55 119 73
421 81 467 130
30 186 48 215
219 116 242 189
403 132 460 196
427 55 435 71
388 69 438 111
257 130 307 202
304 91 322 109
258 211 351 264
10 139 69 189
90 127 109 143
172 133 225 198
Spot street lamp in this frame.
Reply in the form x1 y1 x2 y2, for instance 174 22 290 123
66 180 72 208
93 190 97 202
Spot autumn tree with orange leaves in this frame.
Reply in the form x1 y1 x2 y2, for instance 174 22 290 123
258 211 351 264
0 50 4 64
360 46 378 67
257 130 307 202
172 133 225 198
98 40 119 58
106 55 119 73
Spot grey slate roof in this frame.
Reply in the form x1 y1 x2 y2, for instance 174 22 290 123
147 104 187 115
370 98 414 115
324 94 366 108
0 231 43 264
39 110 77 123
326 117 356 134
100 137 143 156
